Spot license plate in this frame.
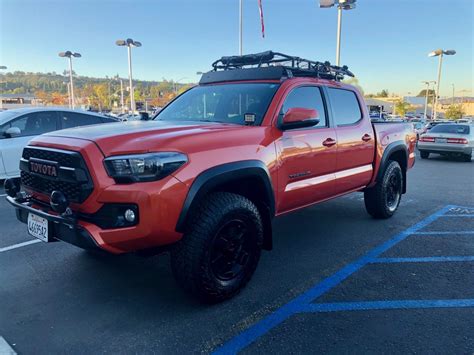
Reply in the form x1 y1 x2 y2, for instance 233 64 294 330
436 138 447 143
27 213 50 242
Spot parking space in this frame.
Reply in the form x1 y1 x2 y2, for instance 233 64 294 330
0 154 473 354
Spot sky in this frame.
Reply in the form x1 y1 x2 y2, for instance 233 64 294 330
0 0 473 96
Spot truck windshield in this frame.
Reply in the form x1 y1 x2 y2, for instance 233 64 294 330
155 83 280 125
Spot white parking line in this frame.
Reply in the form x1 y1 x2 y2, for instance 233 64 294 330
0 336 16 354
0 239 41 253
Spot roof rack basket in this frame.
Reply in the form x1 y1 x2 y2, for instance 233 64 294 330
210 51 354 82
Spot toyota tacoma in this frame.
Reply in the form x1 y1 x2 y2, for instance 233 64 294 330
5 52 416 302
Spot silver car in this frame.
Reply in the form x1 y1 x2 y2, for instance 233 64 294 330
418 123 473 162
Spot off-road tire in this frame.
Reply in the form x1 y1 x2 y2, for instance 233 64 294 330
171 192 263 303
364 160 403 219
420 151 430 159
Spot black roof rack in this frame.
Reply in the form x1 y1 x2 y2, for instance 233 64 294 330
199 51 354 84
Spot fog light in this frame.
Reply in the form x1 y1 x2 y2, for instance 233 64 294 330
50 191 69 214
124 209 136 223
4 178 21 198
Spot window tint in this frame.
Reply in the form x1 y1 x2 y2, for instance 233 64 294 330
156 83 279 125
0 111 57 137
61 112 103 129
430 124 470 135
327 88 362 126
281 86 327 128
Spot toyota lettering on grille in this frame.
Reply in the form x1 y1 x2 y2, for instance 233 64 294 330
29 159 58 178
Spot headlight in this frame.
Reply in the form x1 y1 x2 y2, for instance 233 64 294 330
104 152 187 183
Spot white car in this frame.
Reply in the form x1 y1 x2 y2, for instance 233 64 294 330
0 108 116 179
418 123 473 162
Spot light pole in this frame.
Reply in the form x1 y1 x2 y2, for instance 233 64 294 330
116 38 142 113
58 51 81 109
428 49 456 120
239 0 243 55
320 0 356 66
451 84 455 105
114 75 125 114
0 66 6 110
174 77 188 94
421 80 435 120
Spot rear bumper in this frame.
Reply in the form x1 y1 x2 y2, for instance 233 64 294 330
418 142 472 155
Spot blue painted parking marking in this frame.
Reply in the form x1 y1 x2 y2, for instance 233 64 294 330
440 214 474 217
213 204 474 354
372 256 474 263
412 231 474 235
301 299 474 313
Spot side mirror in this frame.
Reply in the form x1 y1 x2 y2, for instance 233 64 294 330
4 127 21 138
280 107 319 130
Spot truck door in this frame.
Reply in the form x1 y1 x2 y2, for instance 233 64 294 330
275 85 337 213
326 87 376 194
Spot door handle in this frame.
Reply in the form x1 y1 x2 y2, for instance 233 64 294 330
362 134 372 142
322 138 337 147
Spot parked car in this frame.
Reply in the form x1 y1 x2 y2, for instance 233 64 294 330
418 123 473 161
411 121 425 140
5 52 416 302
0 108 117 179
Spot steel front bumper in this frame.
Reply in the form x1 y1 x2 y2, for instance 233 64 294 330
6 195 100 251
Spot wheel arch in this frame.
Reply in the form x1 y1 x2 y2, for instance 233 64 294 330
377 141 408 194
175 160 276 250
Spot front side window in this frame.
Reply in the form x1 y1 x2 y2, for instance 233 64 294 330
155 83 280 125
0 111 57 137
327 88 362 126
281 86 327 128
61 112 103 129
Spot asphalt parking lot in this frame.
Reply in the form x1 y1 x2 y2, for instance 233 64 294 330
1 152 473 354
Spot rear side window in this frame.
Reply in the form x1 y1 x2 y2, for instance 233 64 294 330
61 112 103 129
327 88 362 126
281 86 327 128
429 124 470 135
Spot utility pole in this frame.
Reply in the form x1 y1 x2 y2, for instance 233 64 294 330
428 49 456 120
239 0 243 55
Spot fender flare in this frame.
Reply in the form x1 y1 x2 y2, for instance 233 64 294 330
376 141 408 193
175 160 275 233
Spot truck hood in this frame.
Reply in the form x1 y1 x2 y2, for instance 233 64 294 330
43 120 259 156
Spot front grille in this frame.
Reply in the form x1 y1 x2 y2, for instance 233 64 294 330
21 146 93 203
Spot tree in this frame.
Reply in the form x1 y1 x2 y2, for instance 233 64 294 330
394 100 415 117
376 89 389 97
343 77 364 95
444 104 465 120
51 92 68 105
417 89 436 103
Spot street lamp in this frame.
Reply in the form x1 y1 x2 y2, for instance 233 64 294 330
320 0 356 66
174 77 188 94
116 38 142 113
421 80 436 120
113 75 125 114
58 51 81 109
0 66 6 109
428 49 456 120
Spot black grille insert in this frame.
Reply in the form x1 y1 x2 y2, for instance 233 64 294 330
21 146 93 203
